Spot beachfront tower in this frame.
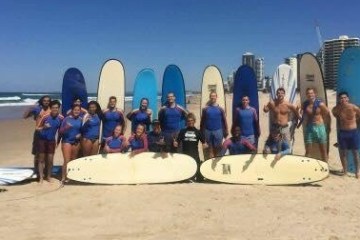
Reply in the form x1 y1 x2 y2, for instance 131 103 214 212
323 35 360 89
255 58 265 90
242 52 255 70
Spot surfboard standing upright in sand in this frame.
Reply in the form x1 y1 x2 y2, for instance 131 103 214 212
299 52 329 161
337 47 360 173
200 65 226 159
97 59 125 142
232 65 259 148
61 68 88 116
161 64 186 128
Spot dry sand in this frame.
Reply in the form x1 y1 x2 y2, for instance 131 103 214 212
0 91 359 240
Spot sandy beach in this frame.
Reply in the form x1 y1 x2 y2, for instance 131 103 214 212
1 91 359 240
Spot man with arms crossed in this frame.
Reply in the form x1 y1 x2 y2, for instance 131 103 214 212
332 92 360 178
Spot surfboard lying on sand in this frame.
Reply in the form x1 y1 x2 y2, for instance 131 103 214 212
298 52 329 161
200 154 329 185
0 166 62 185
132 68 158 127
61 68 88 116
200 65 226 112
67 152 197 184
337 47 360 173
0 168 34 185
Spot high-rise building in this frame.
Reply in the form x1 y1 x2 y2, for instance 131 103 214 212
284 55 298 89
323 35 360 89
255 58 265 89
242 52 255 69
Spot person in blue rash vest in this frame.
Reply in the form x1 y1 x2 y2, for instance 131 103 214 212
104 125 127 153
127 124 148 157
23 95 51 172
81 101 102 156
126 98 152 133
233 95 260 147
263 129 291 162
200 91 228 159
158 92 188 153
220 126 256 156
59 104 83 183
36 100 63 183
102 96 126 140
66 97 88 117
147 119 168 154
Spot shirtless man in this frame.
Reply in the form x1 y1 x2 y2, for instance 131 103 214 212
263 87 300 143
332 92 360 178
299 88 331 161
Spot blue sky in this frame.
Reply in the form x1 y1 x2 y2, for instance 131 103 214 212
0 0 359 92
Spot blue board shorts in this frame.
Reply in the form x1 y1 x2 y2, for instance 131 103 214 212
204 129 223 147
305 124 327 144
339 129 360 150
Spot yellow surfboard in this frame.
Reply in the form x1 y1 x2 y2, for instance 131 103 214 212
67 152 197 184
200 154 329 185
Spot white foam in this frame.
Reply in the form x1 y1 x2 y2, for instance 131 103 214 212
0 96 21 101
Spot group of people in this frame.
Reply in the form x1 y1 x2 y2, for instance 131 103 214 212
24 86 360 183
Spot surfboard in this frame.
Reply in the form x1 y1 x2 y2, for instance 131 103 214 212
200 65 226 113
270 64 297 149
337 47 360 173
298 52 329 160
232 65 259 146
200 154 329 185
61 68 88 116
0 168 34 185
132 68 158 129
97 59 125 140
161 64 186 127
67 152 197 184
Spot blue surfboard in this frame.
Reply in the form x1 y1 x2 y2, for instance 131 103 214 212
161 64 186 127
232 65 259 146
61 68 88 115
337 47 360 173
132 68 158 129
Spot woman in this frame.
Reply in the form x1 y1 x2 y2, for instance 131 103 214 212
66 97 88 117
104 125 127 153
128 124 148 157
126 98 152 132
59 104 83 182
81 101 102 156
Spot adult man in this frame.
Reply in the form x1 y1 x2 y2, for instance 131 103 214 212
158 92 188 153
299 87 331 161
263 87 300 143
233 95 260 146
200 91 228 159
332 92 360 178
36 100 64 183
147 119 168 154
23 95 51 171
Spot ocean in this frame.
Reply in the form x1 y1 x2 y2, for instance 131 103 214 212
0 92 134 120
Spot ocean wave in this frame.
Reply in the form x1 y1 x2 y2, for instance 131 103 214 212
0 96 21 101
22 93 57 96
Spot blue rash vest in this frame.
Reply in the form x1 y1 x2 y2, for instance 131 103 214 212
38 114 64 141
102 109 124 138
81 113 101 140
158 105 186 133
129 110 151 132
234 107 257 136
202 105 225 131
105 135 126 151
60 116 82 144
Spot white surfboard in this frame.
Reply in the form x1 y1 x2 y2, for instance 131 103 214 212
271 64 296 103
200 65 226 113
200 154 329 185
0 168 34 185
299 53 329 160
67 152 197 184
